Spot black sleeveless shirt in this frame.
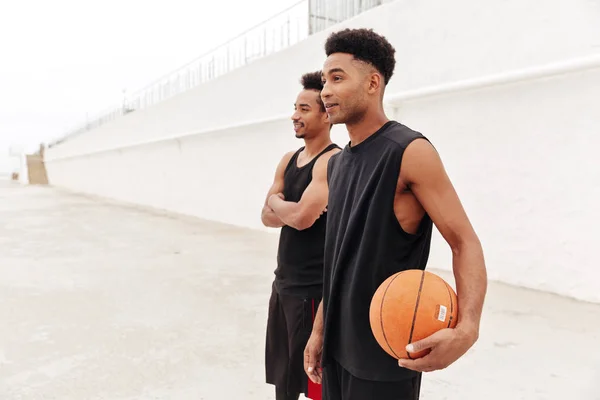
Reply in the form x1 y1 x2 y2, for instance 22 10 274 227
322 121 433 381
274 143 340 298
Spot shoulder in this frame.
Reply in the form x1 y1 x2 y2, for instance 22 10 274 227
382 121 429 150
314 146 342 177
281 150 297 164
275 149 301 176
400 135 442 184
279 149 300 167
316 146 342 167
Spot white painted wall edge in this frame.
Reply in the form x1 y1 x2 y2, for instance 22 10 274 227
388 53 600 104
46 53 600 163
45 113 292 162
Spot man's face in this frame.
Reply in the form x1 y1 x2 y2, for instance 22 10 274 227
321 53 369 125
291 89 327 139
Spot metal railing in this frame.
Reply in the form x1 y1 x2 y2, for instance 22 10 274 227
46 53 600 162
49 0 389 148
309 0 385 33
123 1 310 114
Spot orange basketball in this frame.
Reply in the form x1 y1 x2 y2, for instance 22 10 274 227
369 269 458 360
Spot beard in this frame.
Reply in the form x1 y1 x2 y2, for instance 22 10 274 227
295 124 306 138
329 105 364 125
328 94 367 124
328 112 346 125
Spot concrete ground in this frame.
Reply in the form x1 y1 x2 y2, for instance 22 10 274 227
0 179 599 400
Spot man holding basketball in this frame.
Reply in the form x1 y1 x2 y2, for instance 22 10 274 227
303 28 488 399
262 71 340 400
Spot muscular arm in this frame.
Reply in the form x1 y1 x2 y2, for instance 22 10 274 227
268 149 339 231
262 207 284 228
261 152 294 228
402 139 487 340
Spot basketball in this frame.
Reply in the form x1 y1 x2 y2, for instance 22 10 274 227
369 269 458 360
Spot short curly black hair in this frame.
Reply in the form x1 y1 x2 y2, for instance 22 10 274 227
300 71 325 112
325 28 396 85
301 71 323 92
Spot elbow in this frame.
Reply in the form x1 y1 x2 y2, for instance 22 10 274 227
261 207 278 228
450 231 482 256
260 209 269 227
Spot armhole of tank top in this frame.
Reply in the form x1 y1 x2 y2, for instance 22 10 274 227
391 135 431 239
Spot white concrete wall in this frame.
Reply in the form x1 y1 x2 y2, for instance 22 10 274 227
46 0 600 303
397 68 600 305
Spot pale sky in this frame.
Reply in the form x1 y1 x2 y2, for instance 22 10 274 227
0 0 301 173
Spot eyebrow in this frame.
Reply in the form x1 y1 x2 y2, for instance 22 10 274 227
294 103 311 108
323 67 347 76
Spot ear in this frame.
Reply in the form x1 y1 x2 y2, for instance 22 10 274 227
367 72 382 95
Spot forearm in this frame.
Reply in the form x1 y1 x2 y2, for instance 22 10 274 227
269 197 307 230
261 206 284 228
452 237 487 339
311 301 324 337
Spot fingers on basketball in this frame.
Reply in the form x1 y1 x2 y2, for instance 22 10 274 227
369 269 458 360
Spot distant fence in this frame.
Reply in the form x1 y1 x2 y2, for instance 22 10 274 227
48 0 390 148
124 1 310 114
309 0 385 33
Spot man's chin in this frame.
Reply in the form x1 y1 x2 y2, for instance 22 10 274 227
327 114 343 125
295 133 305 139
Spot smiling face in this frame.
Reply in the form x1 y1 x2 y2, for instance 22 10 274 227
320 53 375 125
291 89 329 139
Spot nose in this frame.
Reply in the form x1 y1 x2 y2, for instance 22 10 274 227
291 109 300 121
321 82 332 100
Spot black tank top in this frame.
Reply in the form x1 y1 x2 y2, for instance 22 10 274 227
322 121 433 381
274 143 340 298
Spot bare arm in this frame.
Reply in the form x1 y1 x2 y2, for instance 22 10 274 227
261 152 294 228
268 149 339 231
397 138 487 371
311 300 324 337
304 300 324 383
402 139 487 336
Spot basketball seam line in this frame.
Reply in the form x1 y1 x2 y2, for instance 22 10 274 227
407 270 426 360
379 272 404 360
443 281 454 328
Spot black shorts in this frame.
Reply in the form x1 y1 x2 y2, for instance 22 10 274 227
323 358 422 400
265 283 322 399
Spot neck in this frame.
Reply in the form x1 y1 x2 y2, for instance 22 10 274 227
346 105 389 147
303 133 332 157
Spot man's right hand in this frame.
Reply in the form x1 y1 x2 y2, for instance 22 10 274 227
304 332 324 384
